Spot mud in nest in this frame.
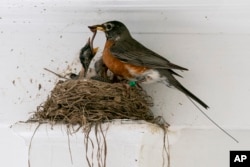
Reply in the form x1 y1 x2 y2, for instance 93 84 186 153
29 79 155 126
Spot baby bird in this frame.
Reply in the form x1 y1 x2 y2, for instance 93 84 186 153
79 30 98 78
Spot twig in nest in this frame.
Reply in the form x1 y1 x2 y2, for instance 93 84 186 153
95 123 107 167
44 68 68 79
67 126 74 165
160 124 170 167
84 124 94 167
28 123 41 167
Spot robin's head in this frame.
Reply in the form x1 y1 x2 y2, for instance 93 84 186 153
88 21 131 41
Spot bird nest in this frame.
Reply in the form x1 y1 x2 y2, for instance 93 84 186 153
28 79 157 126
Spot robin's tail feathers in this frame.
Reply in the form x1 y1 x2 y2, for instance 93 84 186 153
168 62 188 71
159 69 209 109
176 83 209 109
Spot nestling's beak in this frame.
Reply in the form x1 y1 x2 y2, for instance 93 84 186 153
88 24 105 32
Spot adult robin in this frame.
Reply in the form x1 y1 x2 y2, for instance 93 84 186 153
88 21 209 109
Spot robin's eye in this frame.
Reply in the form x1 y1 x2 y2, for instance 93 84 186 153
105 23 113 31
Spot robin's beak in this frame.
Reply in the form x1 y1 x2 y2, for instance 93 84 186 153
88 24 105 32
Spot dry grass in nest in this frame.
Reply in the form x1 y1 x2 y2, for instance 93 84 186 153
26 79 169 167
28 79 155 126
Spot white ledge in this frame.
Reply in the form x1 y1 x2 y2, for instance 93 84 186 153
12 120 175 167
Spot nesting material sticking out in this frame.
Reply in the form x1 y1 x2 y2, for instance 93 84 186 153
29 79 154 126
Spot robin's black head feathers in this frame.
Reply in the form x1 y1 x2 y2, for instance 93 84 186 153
101 21 132 41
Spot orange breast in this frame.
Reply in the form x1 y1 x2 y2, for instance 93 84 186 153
102 40 148 80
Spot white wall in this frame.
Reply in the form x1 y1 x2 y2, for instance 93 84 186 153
1 0 250 167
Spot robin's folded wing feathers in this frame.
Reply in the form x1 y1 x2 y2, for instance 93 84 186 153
110 39 188 71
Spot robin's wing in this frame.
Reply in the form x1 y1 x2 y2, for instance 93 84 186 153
110 39 188 71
